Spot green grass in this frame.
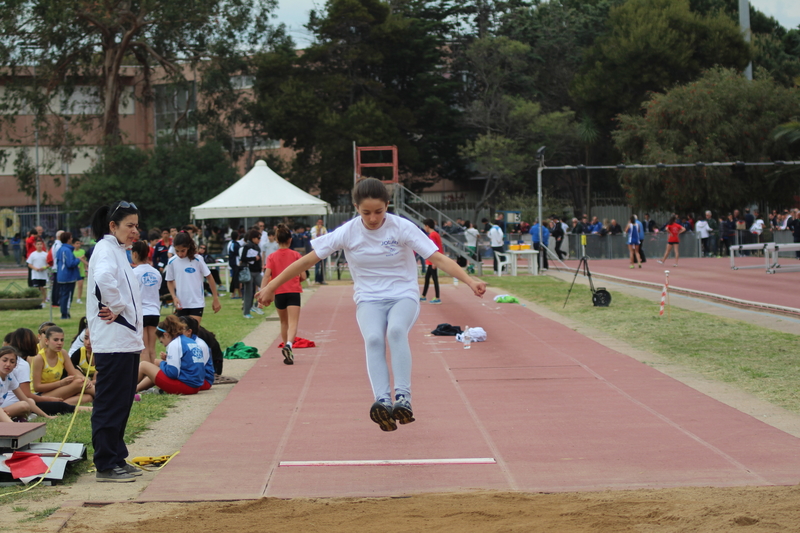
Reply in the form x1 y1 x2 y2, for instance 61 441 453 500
486 275 800 413
20 506 59 522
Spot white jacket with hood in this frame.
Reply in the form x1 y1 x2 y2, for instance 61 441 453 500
87 235 144 354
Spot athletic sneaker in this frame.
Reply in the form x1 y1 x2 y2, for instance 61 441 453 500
76 298 82 304
96 466 136 483
281 344 294 365
243 314 252 319
392 395 415 425
369 399 397 432
429 298 442 304
419 296 426 301
252 306 265 315
119 463 143 477
657 260 663 264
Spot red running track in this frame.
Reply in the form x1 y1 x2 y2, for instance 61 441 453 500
138 283 800 501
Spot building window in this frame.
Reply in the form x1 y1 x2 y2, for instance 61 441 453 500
230 75 255 90
234 136 280 151
154 82 196 142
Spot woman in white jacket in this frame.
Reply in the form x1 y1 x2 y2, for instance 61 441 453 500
86 201 144 483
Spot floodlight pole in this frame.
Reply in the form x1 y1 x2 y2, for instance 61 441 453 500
537 155 544 274
739 0 752 81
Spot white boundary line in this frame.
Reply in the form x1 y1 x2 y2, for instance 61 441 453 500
280 458 496 467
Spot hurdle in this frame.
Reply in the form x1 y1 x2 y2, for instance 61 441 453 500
729 243 771 270
767 243 800 274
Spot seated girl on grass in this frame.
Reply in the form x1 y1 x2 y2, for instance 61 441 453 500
70 327 97 385
31 326 95 405
1 346 56 422
178 315 215 391
136 315 205 395
3 328 91 415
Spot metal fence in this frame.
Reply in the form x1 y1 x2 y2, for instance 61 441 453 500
559 229 797 261
0 205 80 240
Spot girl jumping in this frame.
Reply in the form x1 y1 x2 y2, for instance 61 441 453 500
258 178 487 432
261 224 306 365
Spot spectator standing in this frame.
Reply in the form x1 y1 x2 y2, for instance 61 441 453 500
658 215 686 266
607 219 623 235
463 221 480 272
239 229 263 318
310 219 328 284
227 231 242 299
530 219 550 271
27 239 48 306
73 239 87 304
695 216 711 257
420 218 443 304
625 215 642 268
790 214 800 259
131 241 161 366
206 227 224 259
488 220 505 275
550 216 566 260
166 232 221 325
11 233 22 266
86 200 143 482
633 215 647 264
56 232 81 320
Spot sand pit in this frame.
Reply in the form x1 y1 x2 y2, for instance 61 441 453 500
60 485 800 533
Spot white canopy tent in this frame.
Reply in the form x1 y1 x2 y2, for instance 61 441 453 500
190 160 330 220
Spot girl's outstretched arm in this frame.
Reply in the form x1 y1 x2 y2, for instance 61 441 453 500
257 252 320 307
427 252 486 298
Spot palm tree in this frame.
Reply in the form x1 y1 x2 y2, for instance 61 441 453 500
773 120 800 144
577 116 600 217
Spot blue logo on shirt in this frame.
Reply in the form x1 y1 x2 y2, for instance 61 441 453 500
190 346 204 363
141 272 160 287
185 267 196 274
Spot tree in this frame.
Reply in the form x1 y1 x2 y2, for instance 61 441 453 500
65 141 238 230
572 0 750 130
613 68 800 212
0 0 279 145
251 0 465 201
459 36 577 219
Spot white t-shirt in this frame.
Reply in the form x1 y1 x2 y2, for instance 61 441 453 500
750 219 765 235
134 263 163 316
27 250 49 280
260 239 279 261
310 225 328 239
0 371 20 407
695 220 710 239
488 225 504 247
52 239 62 269
0 358 28 408
165 255 211 309
464 227 480 247
312 214 438 304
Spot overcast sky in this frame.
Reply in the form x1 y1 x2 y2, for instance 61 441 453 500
273 0 800 48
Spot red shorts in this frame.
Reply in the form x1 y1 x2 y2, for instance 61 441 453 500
199 380 212 391
154 371 200 395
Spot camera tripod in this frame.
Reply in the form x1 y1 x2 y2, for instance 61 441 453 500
563 256 611 308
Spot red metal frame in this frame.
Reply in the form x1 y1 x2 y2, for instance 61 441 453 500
354 145 398 184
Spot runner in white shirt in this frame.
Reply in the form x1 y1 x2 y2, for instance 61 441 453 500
132 241 163 365
166 232 221 325
258 178 487 432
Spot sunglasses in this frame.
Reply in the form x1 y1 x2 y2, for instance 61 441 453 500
110 201 138 219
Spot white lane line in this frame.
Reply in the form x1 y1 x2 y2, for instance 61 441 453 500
280 458 496 467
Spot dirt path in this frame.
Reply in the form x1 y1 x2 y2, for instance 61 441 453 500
10 282 800 532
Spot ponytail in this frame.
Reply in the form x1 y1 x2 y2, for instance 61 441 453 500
275 224 292 245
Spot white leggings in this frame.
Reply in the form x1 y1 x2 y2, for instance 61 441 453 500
355 298 420 403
